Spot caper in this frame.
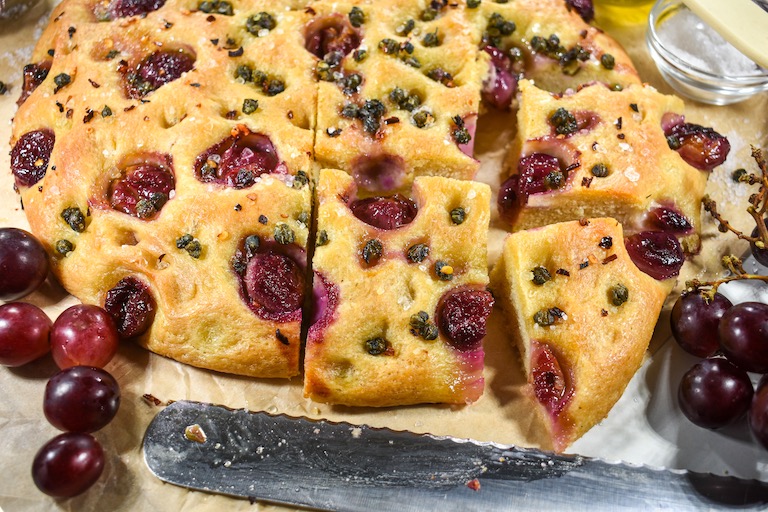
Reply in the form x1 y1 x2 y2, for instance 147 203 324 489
362 239 383 264
450 207 466 225
531 266 551 285
61 207 86 232
610 284 629 306
407 243 429 263
274 224 295 244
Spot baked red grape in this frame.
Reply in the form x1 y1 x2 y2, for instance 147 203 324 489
51 305 120 369
678 358 753 429
531 341 572 416
44 366 120 433
11 129 55 188
565 0 594 22
625 231 684 280
437 288 494 351
718 302 768 373
0 302 51 367
304 14 361 59
125 49 195 99
104 276 156 338
670 291 731 357
107 0 165 19
662 114 730 171
750 375 768 451
244 252 305 320
350 194 417 230
0 227 49 301
18 61 51 106
482 45 517 111
32 433 104 498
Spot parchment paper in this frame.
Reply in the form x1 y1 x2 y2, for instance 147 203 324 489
1 2 767 511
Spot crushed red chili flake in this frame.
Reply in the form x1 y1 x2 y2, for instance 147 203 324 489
601 309 608 317
124 105 136 112
384 116 400 125
630 103 639 112
65 108 73 118
581 176 593 188
556 268 570 276
579 218 589 226
617 133 625 140
211 38 219 45
466 479 481 491
287 110 294 119
602 254 618 264
88 79 100 88
591 141 598 151
83 108 94 123
228 47 244 57
579 260 589 269
615 117 622 130
55 101 64 112
206 14 215 21
68 26 76 38
142 393 164 406
276 329 289 345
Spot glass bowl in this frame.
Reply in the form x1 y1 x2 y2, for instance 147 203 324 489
646 0 768 105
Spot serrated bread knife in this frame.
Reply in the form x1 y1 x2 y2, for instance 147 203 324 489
143 400 768 511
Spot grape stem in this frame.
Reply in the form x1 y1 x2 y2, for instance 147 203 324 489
694 147 768 301
703 147 768 246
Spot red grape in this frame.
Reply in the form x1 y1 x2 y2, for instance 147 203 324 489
32 433 104 498
718 302 768 373
670 291 732 357
0 227 49 301
750 375 768 451
749 224 768 267
51 305 120 369
0 302 52 366
44 366 120 433
678 358 753 429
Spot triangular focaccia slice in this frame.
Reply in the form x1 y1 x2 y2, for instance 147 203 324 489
490 218 671 451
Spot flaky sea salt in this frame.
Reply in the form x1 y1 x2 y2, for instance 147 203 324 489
657 8 764 76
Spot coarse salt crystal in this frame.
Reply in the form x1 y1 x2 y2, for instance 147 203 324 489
624 167 640 182
467 189 477 199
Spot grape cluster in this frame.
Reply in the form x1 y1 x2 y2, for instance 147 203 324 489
671 294 768 447
0 227 122 498
675 147 768 449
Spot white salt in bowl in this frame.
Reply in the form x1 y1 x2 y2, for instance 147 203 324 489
646 0 768 105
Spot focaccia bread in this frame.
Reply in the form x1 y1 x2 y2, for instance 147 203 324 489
305 169 493 406
311 0 485 193
490 218 670 450
499 79 712 254
11 0 317 377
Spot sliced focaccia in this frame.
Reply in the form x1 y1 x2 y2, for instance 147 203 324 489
310 0 485 193
10 0 318 377
499 80 722 255
305 169 493 406
490 218 671 451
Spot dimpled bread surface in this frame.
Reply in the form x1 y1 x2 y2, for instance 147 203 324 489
305 169 491 406
490 218 671 451
502 79 709 253
12 0 317 377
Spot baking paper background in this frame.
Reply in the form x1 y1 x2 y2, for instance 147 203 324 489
1 2 768 510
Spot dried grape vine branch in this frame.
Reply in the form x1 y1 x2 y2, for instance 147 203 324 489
688 146 768 300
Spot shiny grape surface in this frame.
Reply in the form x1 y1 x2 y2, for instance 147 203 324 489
51 305 120 369
32 433 104 498
44 366 120 433
678 358 753 429
0 302 51 366
750 376 768 450
718 302 768 374
670 292 732 357
0 227 49 301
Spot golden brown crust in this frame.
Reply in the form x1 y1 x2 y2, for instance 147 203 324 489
490 218 671 451
503 80 708 253
304 169 491 406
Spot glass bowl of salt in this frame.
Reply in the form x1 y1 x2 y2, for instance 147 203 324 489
646 0 768 105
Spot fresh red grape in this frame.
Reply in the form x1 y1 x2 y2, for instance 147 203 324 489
718 302 768 373
51 305 120 369
44 366 120 433
0 227 49 301
670 291 732 357
32 433 104 498
750 375 768 451
678 358 753 429
0 302 51 366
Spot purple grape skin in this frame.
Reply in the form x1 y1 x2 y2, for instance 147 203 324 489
125 50 195 98
670 291 732 357
750 375 768 451
349 195 418 230
648 206 693 234
718 302 768 373
44 366 121 433
51 305 120 370
108 163 174 219
32 433 105 498
244 252 305 321
10 129 55 188
663 118 730 171
625 231 684 280
482 45 517 111
0 227 49 301
515 153 562 201
17 61 51 106
196 133 280 188
108 0 165 19
304 14 361 59
0 302 52 367
678 358 753 429
565 0 594 23
104 276 156 339
437 289 494 351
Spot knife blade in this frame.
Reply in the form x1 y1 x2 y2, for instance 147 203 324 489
143 400 768 511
